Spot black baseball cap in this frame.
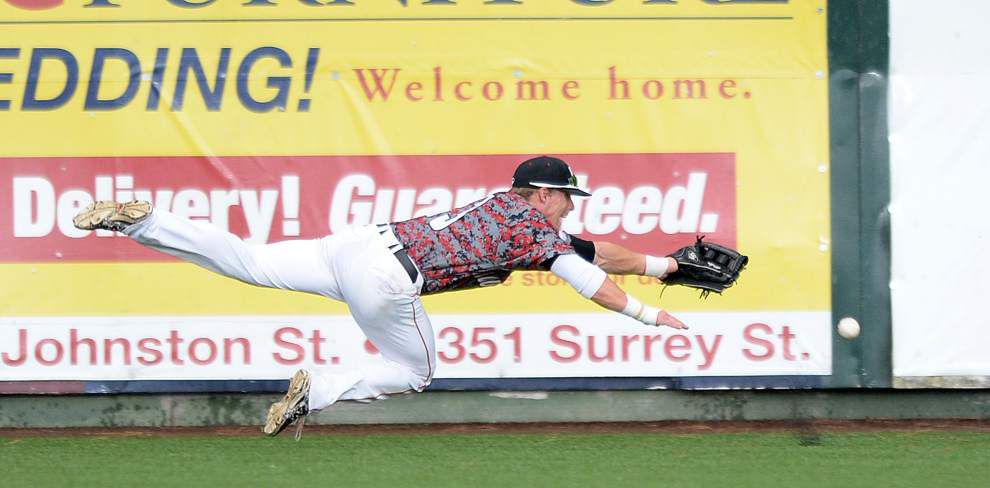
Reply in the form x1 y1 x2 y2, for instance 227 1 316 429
511 156 592 197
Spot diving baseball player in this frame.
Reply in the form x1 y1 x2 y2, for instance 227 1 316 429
72 156 745 439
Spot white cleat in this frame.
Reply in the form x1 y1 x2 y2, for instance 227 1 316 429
73 200 152 232
263 370 312 440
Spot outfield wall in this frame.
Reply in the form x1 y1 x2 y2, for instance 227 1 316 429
0 0 836 392
0 0 983 398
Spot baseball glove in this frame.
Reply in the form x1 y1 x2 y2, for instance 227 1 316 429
664 236 748 297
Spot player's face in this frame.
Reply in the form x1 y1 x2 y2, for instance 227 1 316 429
544 189 575 230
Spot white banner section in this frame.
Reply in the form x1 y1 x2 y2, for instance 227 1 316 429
890 1 990 379
0 313 830 381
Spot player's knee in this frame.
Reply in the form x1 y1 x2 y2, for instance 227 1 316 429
410 370 432 393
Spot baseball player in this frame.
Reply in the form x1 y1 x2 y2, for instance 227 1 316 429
73 156 717 439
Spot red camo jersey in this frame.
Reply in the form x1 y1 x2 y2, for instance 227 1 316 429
390 192 574 295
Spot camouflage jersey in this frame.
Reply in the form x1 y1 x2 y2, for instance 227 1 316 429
390 192 575 295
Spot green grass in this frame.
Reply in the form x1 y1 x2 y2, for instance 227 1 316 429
2 432 988 487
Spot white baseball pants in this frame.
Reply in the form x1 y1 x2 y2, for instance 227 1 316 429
124 209 436 411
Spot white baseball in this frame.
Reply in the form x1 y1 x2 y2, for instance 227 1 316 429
837 317 860 339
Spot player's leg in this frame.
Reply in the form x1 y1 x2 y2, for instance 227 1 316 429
126 209 342 297
76 202 342 299
307 236 436 409
264 239 436 437
308 298 435 409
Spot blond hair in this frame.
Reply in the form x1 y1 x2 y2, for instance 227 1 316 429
508 187 538 199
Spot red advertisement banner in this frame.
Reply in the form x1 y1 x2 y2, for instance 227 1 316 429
1 153 735 262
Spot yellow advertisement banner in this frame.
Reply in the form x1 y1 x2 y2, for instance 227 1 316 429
0 0 828 318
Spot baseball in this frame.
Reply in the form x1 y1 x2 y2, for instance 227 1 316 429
837 317 860 339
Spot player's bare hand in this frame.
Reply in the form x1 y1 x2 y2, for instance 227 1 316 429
657 310 688 330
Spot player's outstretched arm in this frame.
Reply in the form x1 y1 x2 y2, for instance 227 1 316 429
549 253 687 330
587 277 687 330
568 236 678 278
592 240 677 277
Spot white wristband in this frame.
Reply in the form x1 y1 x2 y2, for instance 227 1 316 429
644 255 670 278
622 294 662 326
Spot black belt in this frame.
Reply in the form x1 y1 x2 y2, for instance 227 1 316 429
377 224 420 284
393 248 420 284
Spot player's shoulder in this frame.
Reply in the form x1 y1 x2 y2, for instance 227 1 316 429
495 191 537 213
496 192 555 227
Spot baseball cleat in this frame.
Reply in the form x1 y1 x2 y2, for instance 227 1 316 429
73 200 152 232
263 369 312 440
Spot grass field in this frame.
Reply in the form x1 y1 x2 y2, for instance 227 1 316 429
2 430 988 487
